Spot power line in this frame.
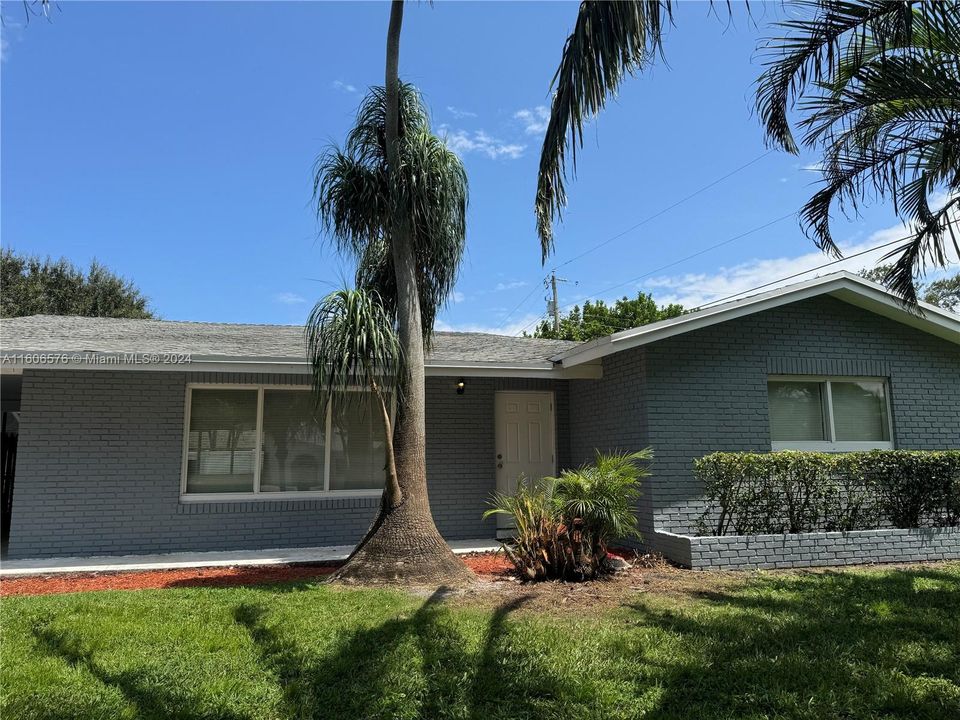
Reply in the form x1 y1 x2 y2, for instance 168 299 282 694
516 211 795 335
569 212 796 304
693 228 950 311
516 225 953 337
550 150 775 271
498 150 776 331
495 275 549 331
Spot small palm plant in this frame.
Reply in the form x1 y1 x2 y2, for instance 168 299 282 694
485 449 652 581
552 449 650 563
483 476 566 581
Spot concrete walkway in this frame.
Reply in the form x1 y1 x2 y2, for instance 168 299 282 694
0 539 502 577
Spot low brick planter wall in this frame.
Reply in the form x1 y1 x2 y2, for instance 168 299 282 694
644 528 960 570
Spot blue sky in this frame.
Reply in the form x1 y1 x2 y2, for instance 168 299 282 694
3 1 953 334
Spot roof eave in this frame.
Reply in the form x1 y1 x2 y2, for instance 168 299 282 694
0 353 602 380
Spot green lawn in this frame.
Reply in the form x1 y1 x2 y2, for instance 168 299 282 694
2 564 959 720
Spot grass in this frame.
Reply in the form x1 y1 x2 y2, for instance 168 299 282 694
2 564 959 720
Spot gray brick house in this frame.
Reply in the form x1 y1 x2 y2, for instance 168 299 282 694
2 271 958 565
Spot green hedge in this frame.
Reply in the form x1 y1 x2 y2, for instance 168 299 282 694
694 450 960 536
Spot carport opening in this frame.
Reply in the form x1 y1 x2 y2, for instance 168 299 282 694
1 374 21 555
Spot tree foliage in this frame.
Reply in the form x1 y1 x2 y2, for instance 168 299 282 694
310 73 475 585
756 1 960 303
536 1 958 306
532 291 684 341
859 263 959 311
313 83 468 341
1 248 153 319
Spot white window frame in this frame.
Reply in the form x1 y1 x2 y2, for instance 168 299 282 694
180 383 389 502
768 375 895 452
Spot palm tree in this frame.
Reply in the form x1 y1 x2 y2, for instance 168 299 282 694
305 289 403 510
310 26 473 583
536 1 958 303
756 0 960 303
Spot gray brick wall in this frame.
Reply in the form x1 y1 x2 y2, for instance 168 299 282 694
7 370 568 558
643 296 959 537
686 528 960 570
8 295 957 563
568 349 655 536
568 295 960 561
426 376 570 541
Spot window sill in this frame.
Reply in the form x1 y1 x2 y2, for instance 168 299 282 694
771 442 894 453
176 491 383 515
179 490 383 503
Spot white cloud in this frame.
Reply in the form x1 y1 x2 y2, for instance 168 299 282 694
514 106 549 135
436 312 543 337
274 292 307 305
800 162 824 172
494 280 528 292
644 218 960 309
442 129 525 160
332 80 358 94
450 290 465 303
446 105 477 119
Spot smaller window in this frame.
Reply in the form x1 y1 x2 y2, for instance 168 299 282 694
769 381 826 442
186 389 258 493
831 380 890 442
768 377 893 452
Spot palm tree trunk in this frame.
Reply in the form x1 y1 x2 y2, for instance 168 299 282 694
371 379 401 509
333 0 473 585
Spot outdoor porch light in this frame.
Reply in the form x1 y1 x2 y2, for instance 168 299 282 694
456 378 465 395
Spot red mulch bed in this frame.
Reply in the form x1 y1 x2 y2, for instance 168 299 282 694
0 552 518 598
0 564 339 598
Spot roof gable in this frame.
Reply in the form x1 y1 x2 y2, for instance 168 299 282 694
554 271 960 368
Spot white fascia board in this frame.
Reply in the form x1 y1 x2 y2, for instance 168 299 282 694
1 353 602 380
426 362 602 379
555 272 960 368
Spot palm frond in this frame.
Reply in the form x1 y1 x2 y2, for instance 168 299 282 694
756 0 926 153
550 448 652 543
304 288 403 408
535 0 673 260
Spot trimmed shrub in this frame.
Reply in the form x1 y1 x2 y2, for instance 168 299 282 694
860 451 956 529
695 450 960 536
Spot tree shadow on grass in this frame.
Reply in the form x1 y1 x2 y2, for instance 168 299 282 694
233 589 562 720
31 619 251 720
622 567 960 720
163 563 339 592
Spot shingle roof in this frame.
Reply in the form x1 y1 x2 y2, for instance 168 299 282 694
0 315 577 367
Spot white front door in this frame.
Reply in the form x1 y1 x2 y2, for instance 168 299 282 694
494 391 556 534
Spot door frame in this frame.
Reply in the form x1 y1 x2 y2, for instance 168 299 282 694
493 389 557 508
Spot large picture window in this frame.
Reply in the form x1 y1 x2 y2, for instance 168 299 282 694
183 385 387 498
768 377 892 451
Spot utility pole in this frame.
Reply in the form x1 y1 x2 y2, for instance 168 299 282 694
545 271 572 334
550 273 560 333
